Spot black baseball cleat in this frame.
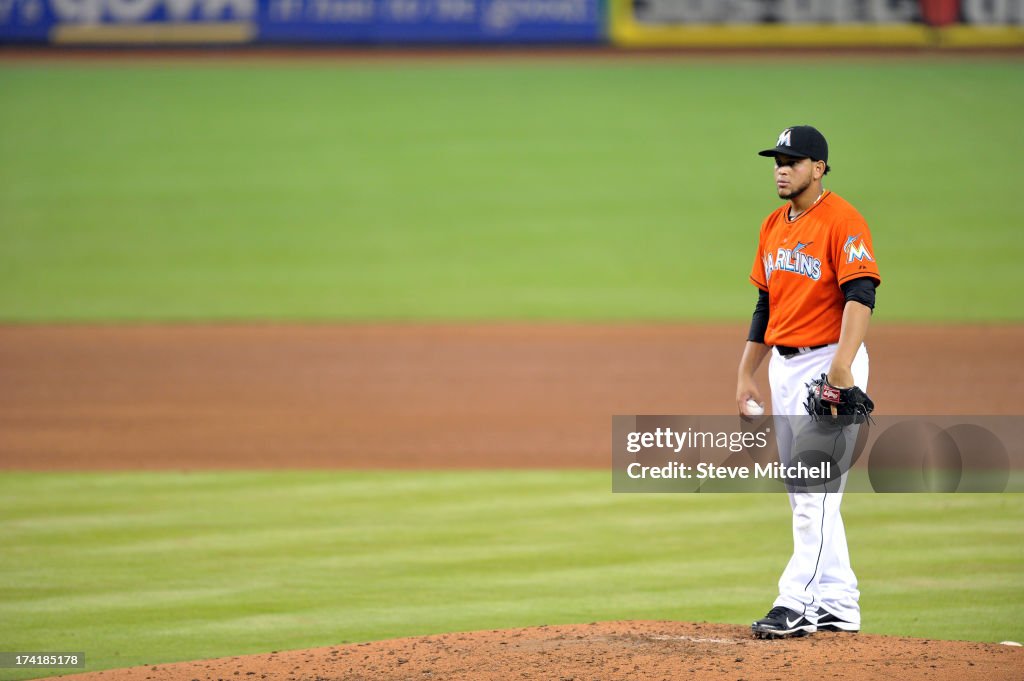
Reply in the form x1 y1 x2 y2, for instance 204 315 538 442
751 606 817 639
816 611 860 633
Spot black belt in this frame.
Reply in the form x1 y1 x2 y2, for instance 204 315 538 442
776 344 827 358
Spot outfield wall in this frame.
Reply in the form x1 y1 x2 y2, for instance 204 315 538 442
610 0 1024 48
0 0 1022 46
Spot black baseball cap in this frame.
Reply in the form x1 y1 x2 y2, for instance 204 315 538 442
758 125 829 162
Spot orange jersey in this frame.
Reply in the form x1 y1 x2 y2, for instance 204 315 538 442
749 191 881 348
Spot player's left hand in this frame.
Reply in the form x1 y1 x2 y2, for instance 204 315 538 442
804 373 875 425
827 365 855 388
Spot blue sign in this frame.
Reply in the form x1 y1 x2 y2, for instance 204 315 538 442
0 0 604 44
261 0 603 43
1 0 58 41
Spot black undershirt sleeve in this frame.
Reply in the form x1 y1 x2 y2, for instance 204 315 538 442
840 277 877 310
747 288 770 343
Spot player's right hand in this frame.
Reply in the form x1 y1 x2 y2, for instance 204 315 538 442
736 379 763 416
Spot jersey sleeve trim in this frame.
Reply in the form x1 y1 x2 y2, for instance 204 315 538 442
837 271 881 287
749 275 768 291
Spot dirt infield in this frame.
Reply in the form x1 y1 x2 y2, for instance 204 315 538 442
2 323 1022 470
44 621 1024 681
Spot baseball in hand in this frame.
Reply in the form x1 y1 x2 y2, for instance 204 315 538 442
744 399 765 416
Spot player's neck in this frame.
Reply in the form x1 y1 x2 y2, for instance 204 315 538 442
789 185 825 219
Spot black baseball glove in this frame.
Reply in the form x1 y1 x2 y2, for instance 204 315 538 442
804 373 874 424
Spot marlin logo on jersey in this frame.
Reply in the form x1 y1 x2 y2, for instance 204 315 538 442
843 234 874 264
763 241 822 282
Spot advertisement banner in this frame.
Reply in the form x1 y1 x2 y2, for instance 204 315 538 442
262 0 603 44
0 0 256 43
610 0 1024 48
0 0 604 44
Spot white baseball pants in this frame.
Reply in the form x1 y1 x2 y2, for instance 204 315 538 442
768 343 868 626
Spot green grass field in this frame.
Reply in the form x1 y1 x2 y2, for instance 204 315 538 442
1 472 1022 680
2 58 1024 679
1 60 1022 322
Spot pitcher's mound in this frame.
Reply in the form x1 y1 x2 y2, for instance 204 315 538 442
51 620 1023 681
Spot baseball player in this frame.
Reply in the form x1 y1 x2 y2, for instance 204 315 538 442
735 126 881 638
